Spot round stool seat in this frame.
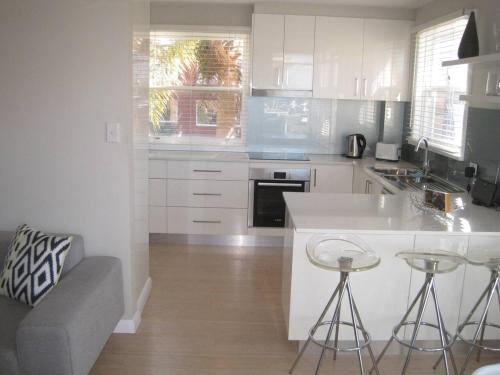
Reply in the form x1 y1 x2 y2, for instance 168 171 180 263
306 234 380 272
396 249 467 274
466 249 500 272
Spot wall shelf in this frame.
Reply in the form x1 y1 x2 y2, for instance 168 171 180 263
460 94 500 106
442 53 500 68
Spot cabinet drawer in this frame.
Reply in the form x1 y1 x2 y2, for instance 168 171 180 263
167 180 248 208
167 207 248 235
149 179 167 206
149 160 168 178
167 161 248 181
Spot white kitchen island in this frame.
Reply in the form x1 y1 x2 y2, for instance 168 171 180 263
282 192 500 344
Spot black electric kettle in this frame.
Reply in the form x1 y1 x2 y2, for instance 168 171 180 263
346 134 367 159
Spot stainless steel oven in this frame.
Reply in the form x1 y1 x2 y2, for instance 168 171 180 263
248 168 310 227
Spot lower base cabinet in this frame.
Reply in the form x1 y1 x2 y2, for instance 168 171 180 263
353 168 384 194
167 207 248 235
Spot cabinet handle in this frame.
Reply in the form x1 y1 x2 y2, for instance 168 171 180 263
363 78 368 97
192 169 222 173
192 193 222 196
365 180 372 194
193 220 221 224
313 169 317 188
257 182 303 188
277 67 282 87
354 78 359 97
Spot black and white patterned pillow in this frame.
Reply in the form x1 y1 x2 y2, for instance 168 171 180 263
0 224 73 307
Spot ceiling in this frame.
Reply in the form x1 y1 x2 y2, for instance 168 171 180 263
154 0 435 10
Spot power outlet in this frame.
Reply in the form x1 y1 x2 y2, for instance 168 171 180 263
469 162 478 176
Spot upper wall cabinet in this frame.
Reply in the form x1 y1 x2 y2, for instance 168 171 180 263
283 15 315 90
314 17 364 100
252 14 284 90
313 17 413 101
363 19 413 101
252 14 315 91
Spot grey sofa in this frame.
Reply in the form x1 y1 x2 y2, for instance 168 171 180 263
0 231 124 375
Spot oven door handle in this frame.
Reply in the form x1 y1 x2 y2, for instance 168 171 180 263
256 182 303 188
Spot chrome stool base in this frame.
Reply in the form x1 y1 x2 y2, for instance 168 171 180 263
289 272 380 375
434 270 500 375
370 272 458 375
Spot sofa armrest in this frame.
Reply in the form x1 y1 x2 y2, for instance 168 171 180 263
16 257 124 375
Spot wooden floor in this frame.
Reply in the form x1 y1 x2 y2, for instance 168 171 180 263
91 243 499 374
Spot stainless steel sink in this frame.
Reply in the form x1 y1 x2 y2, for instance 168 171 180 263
368 167 465 193
370 167 422 176
382 175 465 193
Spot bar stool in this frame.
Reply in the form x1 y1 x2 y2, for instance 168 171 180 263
433 253 500 375
289 234 381 375
370 249 467 375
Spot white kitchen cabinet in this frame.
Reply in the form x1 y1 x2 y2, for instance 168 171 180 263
285 231 415 340
149 160 168 178
149 179 166 206
283 15 315 90
252 14 284 90
310 164 354 193
363 19 412 101
149 206 168 233
353 167 384 194
252 14 315 91
167 207 248 235
313 17 364 100
167 179 248 208
313 17 412 101
149 159 248 235
166 160 249 181
364 176 384 194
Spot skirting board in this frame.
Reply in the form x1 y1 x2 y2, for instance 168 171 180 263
114 276 152 334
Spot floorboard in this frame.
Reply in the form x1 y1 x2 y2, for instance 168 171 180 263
91 243 499 374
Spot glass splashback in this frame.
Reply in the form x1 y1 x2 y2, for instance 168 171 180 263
247 97 383 155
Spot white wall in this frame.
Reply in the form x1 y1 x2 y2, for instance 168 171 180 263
131 1 151 317
0 0 150 321
150 1 253 26
416 0 500 54
254 2 415 20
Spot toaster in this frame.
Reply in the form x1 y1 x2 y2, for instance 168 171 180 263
375 143 400 161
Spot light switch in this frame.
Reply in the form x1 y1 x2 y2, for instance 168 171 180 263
106 122 120 143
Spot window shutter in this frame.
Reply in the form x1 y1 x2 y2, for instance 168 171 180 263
409 15 470 160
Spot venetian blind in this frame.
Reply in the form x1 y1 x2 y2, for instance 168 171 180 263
409 15 470 160
149 29 250 147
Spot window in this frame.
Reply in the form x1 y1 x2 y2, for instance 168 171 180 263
149 29 249 147
196 100 217 127
409 15 470 160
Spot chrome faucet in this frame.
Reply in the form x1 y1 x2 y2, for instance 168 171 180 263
415 136 430 176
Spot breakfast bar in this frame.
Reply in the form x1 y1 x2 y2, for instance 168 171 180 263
282 192 500 344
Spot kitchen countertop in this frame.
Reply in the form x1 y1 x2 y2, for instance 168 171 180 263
149 150 390 166
283 191 500 234
149 150 250 162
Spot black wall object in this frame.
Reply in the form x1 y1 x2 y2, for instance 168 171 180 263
458 11 479 59
471 178 497 207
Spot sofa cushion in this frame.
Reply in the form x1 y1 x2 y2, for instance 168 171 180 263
0 225 73 306
0 231 13 270
0 295 31 375
0 231 84 278
60 234 84 276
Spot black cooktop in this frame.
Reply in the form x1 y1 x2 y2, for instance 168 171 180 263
248 152 310 161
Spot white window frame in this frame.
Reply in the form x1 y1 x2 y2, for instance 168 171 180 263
149 25 251 151
408 10 473 161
